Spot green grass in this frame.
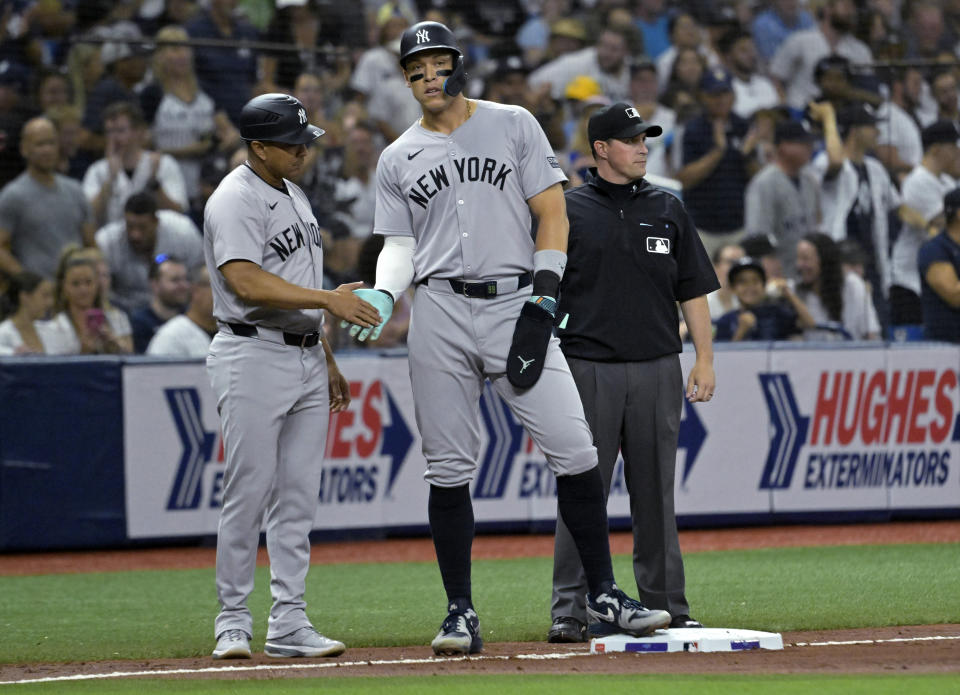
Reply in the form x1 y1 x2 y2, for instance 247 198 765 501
5 675 960 695
0 544 957 664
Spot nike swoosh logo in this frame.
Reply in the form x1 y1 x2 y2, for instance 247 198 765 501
408 148 424 160
268 202 278 209
637 222 652 227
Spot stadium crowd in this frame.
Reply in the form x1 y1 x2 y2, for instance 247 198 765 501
0 0 959 356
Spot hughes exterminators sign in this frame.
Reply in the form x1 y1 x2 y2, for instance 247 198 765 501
762 346 960 513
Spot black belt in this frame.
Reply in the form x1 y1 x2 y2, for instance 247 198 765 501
447 272 532 298
226 322 321 348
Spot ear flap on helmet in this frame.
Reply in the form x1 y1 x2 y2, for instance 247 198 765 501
442 54 468 97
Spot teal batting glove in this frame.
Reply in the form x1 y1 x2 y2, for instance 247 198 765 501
340 288 394 341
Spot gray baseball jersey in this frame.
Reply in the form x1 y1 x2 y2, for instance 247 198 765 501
204 163 324 332
204 161 332 642
374 100 596 487
374 100 566 279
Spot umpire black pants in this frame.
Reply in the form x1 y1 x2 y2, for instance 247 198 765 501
551 354 690 622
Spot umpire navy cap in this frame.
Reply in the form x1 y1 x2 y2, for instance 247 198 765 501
921 120 960 149
239 93 324 145
728 256 767 285
588 102 662 144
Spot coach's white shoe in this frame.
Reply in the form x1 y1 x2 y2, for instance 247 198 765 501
265 626 346 658
212 629 251 659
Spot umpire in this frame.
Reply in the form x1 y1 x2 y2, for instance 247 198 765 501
548 103 719 642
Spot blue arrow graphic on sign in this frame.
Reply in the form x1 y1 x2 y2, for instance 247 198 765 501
165 387 216 510
758 373 809 490
678 398 706 486
382 388 413 497
474 384 524 499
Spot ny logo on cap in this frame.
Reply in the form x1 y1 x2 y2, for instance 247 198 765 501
297 108 307 125
624 107 640 120
417 29 429 43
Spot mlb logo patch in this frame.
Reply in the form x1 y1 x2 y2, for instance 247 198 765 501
647 237 670 254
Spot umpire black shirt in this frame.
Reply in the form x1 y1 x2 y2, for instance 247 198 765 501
559 170 719 362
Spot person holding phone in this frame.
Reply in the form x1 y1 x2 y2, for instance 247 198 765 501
39 246 133 354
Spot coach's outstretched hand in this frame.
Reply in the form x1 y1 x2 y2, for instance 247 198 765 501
327 281 382 328
341 288 394 341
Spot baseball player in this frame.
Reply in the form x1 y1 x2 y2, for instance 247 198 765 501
342 21 671 656
205 93 381 660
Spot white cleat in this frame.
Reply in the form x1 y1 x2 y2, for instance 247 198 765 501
264 626 346 658
212 629 251 659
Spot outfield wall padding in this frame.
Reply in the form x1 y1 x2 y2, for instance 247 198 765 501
1 343 958 551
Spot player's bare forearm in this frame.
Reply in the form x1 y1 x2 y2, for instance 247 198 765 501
528 183 569 252
220 260 380 325
322 338 351 412
680 295 715 402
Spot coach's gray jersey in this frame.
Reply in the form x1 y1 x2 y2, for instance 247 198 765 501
204 164 324 333
374 100 567 281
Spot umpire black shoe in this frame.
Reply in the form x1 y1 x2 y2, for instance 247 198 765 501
586 584 671 637
670 615 704 629
547 617 587 643
431 599 483 656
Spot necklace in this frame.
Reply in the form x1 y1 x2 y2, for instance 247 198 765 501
420 99 474 130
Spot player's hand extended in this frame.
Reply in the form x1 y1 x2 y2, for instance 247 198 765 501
340 288 394 342
327 281 382 327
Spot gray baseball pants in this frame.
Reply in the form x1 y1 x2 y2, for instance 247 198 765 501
207 331 329 640
551 354 690 622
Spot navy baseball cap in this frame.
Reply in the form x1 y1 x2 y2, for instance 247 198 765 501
921 120 960 149
944 187 960 220
700 66 733 94
838 103 878 129
588 102 663 144
728 256 767 285
774 120 815 145
0 60 29 92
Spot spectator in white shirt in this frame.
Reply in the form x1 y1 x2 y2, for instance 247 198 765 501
718 28 780 120
0 271 54 354
795 232 880 341
875 67 926 184
890 121 960 328
147 264 215 358
82 101 188 227
655 13 707 94
529 23 636 103
41 247 133 355
768 0 872 112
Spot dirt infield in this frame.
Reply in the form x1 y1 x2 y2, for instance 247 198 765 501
1 521 958 683
2 625 958 682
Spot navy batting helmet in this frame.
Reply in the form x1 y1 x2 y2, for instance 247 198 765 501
398 21 467 97
239 93 324 145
